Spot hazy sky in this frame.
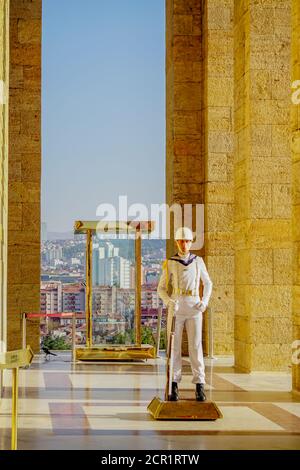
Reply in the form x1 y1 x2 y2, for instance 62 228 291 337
42 0 165 233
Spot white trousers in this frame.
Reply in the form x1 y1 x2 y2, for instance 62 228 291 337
169 296 205 384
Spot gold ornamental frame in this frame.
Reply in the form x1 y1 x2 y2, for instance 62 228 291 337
74 220 156 361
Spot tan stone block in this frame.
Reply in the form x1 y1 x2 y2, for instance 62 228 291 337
8 203 22 231
22 153 41 182
274 247 293 285
206 231 234 255
10 0 42 20
8 181 40 203
207 254 234 284
21 109 40 135
173 156 203 183
207 153 228 181
9 110 21 133
249 183 272 219
207 6 232 30
174 137 201 156
9 159 22 182
272 184 292 219
272 71 292 100
174 83 201 110
235 185 248 222
10 44 40 66
235 282 247 316
174 110 201 135
208 54 233 78
250 157 290 184
192 14 201 35
249 219 292 249
250 125 272 156
293 286 300 318
173 0 201 15
235 315 250 342
8 231 40 255
208 131 234 153
212 311 228 332
250 248 274 284
234 159 247 189
172 61 202 82
208 107 232 131
8 253 22 284
9 88 40 111
22 202 40 232
173 14 193 35
251 100 289 125
10 65 23 89
206 182 234 204
9 132 40 153
250 285 291 317
251 317 292 344
292 160 300 205
272 125 291 157
173 183 203 203
292 245 300 288
234 340 252 372
235 249 250 285
250 70 272 100
21 253 40 283
174 36 201 61
250 7 274 35
293 205 300 243
18 19 41 44
207 29 233 57
211 284 234 311
23 65 41 90
208 77 233 106
251 343 291 371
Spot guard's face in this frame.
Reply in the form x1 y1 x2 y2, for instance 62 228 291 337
176 239 192 253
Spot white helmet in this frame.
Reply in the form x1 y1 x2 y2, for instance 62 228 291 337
174 226 194 241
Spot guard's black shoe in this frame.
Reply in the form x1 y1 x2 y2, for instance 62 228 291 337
169 381 179 401
195 383 206 401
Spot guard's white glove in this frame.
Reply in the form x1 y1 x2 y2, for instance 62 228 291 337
167 298 179 312
195 301 206 313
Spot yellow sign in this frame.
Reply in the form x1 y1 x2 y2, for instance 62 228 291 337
0 346 34 370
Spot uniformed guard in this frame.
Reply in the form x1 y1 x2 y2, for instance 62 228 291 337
157 226 213 401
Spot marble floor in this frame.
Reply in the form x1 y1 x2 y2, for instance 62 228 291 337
0 353 300 450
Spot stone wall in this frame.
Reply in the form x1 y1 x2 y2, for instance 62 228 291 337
203 0 234 354
291 0 300 393
233 0 292 371
0 0 9 392
7 0 41 351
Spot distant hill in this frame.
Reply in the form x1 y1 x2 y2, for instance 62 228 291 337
47 231 74 240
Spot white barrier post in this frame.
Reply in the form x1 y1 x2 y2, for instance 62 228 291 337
156 306 162 357
72 313 76 362
22 313 26 350
207 306 216 361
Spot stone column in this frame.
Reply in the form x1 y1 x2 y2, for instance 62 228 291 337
166 0 204 258
203 0 234 355
291 0 300 395
234 0 292 371
7 0 41 351
166 0 204 355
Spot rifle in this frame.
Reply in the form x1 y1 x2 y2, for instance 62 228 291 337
164 309 176 401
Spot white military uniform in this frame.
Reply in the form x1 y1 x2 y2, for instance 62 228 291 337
157 252 213 384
